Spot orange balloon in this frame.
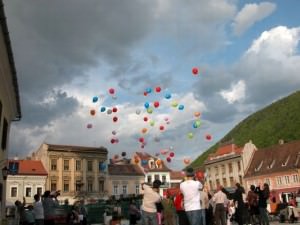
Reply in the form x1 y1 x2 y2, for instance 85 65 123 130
142 128 148 134
156 159 162 165
134 158 139 164
183 158 191 165
194 112 201 117
90 109 96 116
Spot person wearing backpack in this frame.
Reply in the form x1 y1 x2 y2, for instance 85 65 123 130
247 185 259 225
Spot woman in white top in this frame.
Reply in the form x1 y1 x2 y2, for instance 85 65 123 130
33 194 44 225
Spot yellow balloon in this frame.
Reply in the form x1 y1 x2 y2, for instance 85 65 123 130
171 101 178 107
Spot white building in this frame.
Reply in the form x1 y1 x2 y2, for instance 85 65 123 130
133 152 172 196
204 141 257 191
6 160 47 206
0 0 22 222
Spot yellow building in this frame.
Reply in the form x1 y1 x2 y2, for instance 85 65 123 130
33 143 108 203
0 0 22 222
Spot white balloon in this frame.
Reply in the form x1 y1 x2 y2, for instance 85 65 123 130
107 109 112 114
136 109 141 115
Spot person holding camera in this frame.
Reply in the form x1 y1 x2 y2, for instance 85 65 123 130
42 191 59 225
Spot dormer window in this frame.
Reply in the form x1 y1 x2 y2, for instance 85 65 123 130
148 159 155 169
295 153 300 167
255 160 263 172
267 159 275 169
282 155 290 167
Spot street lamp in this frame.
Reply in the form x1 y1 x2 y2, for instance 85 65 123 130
2 166 9 180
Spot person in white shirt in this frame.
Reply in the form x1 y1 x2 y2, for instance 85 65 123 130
180 168 203 225
212 185 228 225
33 194 44 225
141 180 162 225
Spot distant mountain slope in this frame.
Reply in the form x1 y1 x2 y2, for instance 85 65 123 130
190 91 300 169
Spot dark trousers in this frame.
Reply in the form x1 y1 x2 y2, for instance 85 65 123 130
215 203 226 225
177 210 190 225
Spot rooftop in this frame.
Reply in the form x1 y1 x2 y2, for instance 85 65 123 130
45 143 108 154
135 152 172 172
8 160 47 176
108 164 144 176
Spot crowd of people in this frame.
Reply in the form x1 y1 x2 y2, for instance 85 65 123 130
14 190 87 225
138 167 280 225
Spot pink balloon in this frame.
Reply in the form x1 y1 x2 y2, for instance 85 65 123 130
109 88 115 95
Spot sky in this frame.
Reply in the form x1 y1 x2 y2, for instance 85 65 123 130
3 0 300 170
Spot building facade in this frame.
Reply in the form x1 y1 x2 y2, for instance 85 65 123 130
0 0 22 222
205 141 257 191
133 152 172 196
33 143 108 204
6 160 47 206
244 140 300 203
107 163 144 198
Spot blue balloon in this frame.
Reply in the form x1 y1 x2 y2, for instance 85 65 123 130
99 163 106 171
165 93 171 99
144 102 150 109
193 122 198 128
178 105 184 110
100 106 106 112
141 160 148 166
146 87 152 94
92 96 98 103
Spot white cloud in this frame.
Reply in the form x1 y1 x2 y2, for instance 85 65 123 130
232 2 276 36
245 26 300 60
220 80 246 104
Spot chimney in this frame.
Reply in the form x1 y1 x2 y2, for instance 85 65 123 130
278 139 284 145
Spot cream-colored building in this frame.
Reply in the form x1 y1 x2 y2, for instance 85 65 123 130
107 163 144 197
33 143 108 204
0 0 22 222
205 141 256 191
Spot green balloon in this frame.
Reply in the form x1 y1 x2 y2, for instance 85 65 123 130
195 120 201 127
147 108 153 114
150 120 155 126
171 101 178 107
187 132 194 139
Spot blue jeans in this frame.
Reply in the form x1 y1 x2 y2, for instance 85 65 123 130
186 209 202 225
200 209 206 225
259 207 269 225
141 210 158 225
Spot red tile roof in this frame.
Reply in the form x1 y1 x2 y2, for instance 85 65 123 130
135 152 171 172
244 140 300 178
8 160 47 176
207 144 242 160
108 164 144 176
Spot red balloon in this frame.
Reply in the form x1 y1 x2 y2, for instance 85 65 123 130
192 67 199 75
139 137 144 143
169 152 175 157
113 116 118 122
143 117 148 122
86 124 93 129
112 107 118 113
144 92 148 96
90 109 96 116
166 157 171 162
109 88 115 95
206 134 212 140
111 138 115 144
159 125 164 131
154 101 160 108
141 145 145 149
155 86 161 92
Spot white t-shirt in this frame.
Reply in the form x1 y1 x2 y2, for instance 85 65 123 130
180 180 203 211
33 201 44 219
141 184 161 213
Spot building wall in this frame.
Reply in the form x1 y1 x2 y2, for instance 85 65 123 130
34 144 108 204
206 157 244 190
5 175 47 205
107 175 144 197
144 172 171 196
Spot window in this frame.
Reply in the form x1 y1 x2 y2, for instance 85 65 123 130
147 175 152 184
276 177 282 185
11 187 17 197
113 185 118 195
51 159 57 171
222 178 227 187
293 174 299 183
228 163 233 173
1 118 8 150
76 160 81 171
25 187 32 197
209 181 213 190
88 181 93 192
63 180 69 192
76 180 82 192
99 180 104 192
239 175 243 185
64 160 69 171
87 160 93 172
51 181 57 191
36 187 43 196
216 179 220 187
154 174 160 181
162 175 167 184
221 165 225 174
215 166 219 176
238 161 241 171
122 185 127 195
135 185 140 194
265 178 270 185
229 177 234 187
285 176 290 184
